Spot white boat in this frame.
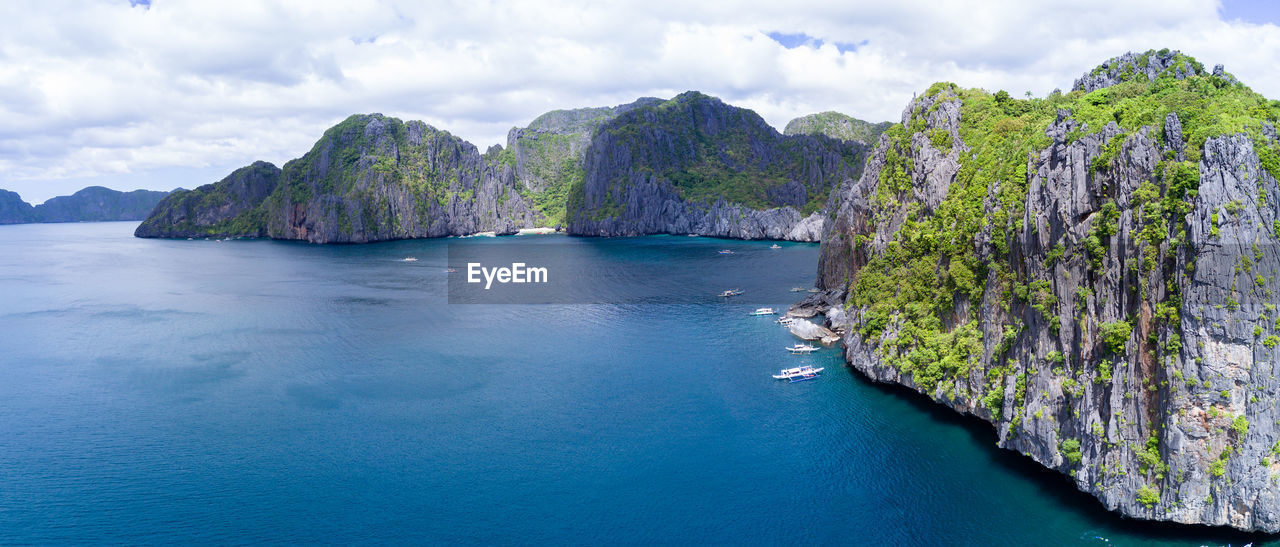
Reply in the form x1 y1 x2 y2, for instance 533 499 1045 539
789 287 806 292
786 343 819 354
776 316 795 325
402 257 418 262
807 288 821 293
770 244 781 249
718 288 745 297
717 249 734 255
749 308 776 316
773 365 824 381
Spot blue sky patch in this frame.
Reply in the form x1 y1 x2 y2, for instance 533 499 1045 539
766 31 865 53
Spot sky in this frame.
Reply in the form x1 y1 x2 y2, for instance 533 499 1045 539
1 0 1278 203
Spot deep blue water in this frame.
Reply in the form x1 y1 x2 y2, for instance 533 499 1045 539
0 222 1270 545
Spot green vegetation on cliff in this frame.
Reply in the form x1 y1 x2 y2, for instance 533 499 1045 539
849 49 1279 394
589 91 864 215
135 161 279 237
784 111 892 145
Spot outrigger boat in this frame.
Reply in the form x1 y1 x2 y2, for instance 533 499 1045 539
748 307 776 316
786 343 819 354
775 316 795 325
773 365 824 381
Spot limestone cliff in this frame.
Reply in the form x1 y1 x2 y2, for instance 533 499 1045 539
813 49 1280 531
135 161 280 238
137 115 541 243
567 92 868 241
503 98 660 226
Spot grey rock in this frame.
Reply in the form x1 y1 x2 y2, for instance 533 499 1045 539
787 289 844 317
1164 112 1185 160
789 318 839 343
815 65 1280 532
823 306 849 333
1073 49 1204 93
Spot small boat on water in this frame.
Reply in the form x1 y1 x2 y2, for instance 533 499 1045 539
770 244 781 249
717 249 734 255
402 257 418 262
773 365 824 381
776 316 795 325
718 288 745 297
807 288 821 293
789 287 806 292
786 343 819 354
748 307 776 316
447 268 457 273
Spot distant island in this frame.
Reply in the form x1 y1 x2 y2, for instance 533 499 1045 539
134 93 885 243
0 186 170 225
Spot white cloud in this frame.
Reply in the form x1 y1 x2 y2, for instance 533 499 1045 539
0 0 1277 203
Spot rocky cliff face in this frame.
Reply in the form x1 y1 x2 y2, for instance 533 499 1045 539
137 115 542 243
262 115 539 243
567 92 868 241
503 98 660 226
135 161 280 238
0 189 33 224
784 111 892 146
814 49 1280 532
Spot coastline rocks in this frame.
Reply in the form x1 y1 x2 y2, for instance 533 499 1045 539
568 192 827 241
787 289 843 318
788 318 841 345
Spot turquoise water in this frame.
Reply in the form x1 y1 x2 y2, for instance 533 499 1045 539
0 222 1269 545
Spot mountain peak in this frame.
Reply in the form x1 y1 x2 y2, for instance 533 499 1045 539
1072 48 1237 93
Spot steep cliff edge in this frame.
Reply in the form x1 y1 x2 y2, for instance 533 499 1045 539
502 98 660 226
136 161 280 238
137 115 541 242
567 92 867 241
814 49 1280 531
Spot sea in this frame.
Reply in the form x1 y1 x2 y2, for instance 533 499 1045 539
0 222 1269 545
